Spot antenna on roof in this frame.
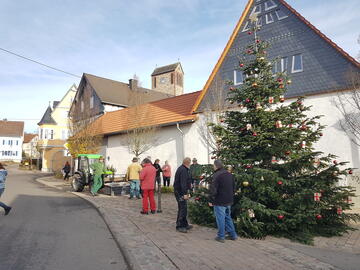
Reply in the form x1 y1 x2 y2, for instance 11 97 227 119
177 58 180 63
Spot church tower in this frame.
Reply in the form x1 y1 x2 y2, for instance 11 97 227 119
151 62 184 96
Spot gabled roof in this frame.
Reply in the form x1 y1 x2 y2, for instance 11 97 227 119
193 0 360 112
0 121 24 137
38 106 57 125
83 73 173 106
24 133 37 143
151 62 183 76
92 91 201 136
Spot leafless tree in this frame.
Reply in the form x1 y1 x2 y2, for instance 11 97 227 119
197 74 228 161
126 75 158 157
335 69 360 146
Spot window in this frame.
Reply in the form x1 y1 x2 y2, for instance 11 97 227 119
9 140 12 146
272 60 279 74
266 13 274 24
176 73 183 86
257 17 263 27
90 96 94 109
234 70 244 85
16 140 18 145
281 57 288 73
45 129 49 139
81 100 84 112
171 73 174 84
153 77 157 88
265 0 277 11
50 130 54 140
2 140 5 145
61 130 68 140
251 5 261 14
15 151 18 156
275 9 288 20
40 129 43 139
292 54 303 73
242 21 251 32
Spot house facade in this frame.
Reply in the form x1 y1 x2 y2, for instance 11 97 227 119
70 71 175 122
0 120 24 162
38 84 77 172
23 133 40 159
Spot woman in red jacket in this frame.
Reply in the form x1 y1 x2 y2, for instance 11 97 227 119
140 158 157 214
161 161 171 187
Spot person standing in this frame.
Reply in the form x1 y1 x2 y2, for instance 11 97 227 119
153 159 162 189
63 161 71 181
140 158 157 214
0 163 11 215
161 161 171 187
173 157 193 233
190 158 202 190
208 160 238 243
90 157 106 196
126 157 142 199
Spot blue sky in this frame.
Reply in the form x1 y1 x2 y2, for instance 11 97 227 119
0 0 359 132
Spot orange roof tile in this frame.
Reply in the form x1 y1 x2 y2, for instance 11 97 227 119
24 133 37 143
94 91 201 136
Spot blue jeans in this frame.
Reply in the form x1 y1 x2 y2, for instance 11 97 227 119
214 205 237 239
129 180 140 198
0 188 10 210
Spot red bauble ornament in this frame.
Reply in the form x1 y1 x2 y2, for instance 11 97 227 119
279 84 284 89
245 98 250 103
337 207 343 215
220 119 224 123
195 197 200 201
316 214 322 220
279 95 285 103
246 164 253 169
248 31 252 35
230 87 235 91
278 215 284 220
319 133 323 137
252 132 258 137
349 169 353 175
277 78 283 83
256 39 260 43
277 180 283 185
200 176 204 180
333 160 338 165
285 151 291 155
247 50 252 54
211 156 216 160
297 100 303 105
240 63 244 67
301 125 307 131
314 193 322 201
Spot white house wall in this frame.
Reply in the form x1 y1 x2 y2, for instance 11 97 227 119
0 136 23 162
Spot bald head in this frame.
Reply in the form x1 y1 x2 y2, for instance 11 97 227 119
183 157 191 168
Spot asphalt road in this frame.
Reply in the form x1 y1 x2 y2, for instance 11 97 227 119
0 166 127 270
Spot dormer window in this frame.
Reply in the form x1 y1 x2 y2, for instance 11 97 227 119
266 13 274 24
265 0 277 11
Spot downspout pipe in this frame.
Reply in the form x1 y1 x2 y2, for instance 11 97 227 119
176 122 185 163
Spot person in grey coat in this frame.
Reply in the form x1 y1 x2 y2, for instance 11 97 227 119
0 163 11 215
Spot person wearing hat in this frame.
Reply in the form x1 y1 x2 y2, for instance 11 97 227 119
126 157 142 199
90 156 106 196
190 158 202 190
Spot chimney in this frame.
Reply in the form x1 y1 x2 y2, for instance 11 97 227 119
129 79 138 90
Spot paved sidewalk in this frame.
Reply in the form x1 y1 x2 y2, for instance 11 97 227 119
37 176 360 270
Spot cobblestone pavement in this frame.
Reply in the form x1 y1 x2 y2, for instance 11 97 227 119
37 176 360 270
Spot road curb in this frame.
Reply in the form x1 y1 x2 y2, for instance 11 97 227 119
36 176 141 270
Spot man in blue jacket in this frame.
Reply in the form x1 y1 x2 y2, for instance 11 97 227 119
0 163 11 215
209 160 237 243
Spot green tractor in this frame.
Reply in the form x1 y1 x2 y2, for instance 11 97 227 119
71 154 112 192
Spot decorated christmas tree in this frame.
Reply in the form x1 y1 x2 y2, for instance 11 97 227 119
189 15 360 244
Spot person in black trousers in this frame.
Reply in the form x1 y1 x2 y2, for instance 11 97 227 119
153 159 162 189
63 161 71 181
173 157 193 233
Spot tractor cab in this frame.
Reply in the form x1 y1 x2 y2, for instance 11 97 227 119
71 154 112 192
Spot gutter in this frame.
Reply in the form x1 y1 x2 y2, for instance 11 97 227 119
176 122 185 162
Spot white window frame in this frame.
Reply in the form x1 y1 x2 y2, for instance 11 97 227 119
292 54 303 73
266 13 274 24
257 17 263 27
90 96 94 109
265 0 277 11
234 70 244 85
45 129 49 139
50 130 54 140
281 57 288 73
242 21 251 32
251 5 262 15
275 9 288 20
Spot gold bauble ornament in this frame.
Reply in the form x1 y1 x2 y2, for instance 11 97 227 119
242 181 249 187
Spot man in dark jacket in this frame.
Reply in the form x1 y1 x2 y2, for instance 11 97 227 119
173 157 192 233
153 159 162 189
209 159 238 243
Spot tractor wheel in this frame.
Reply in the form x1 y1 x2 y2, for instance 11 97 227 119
71 174 84 192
